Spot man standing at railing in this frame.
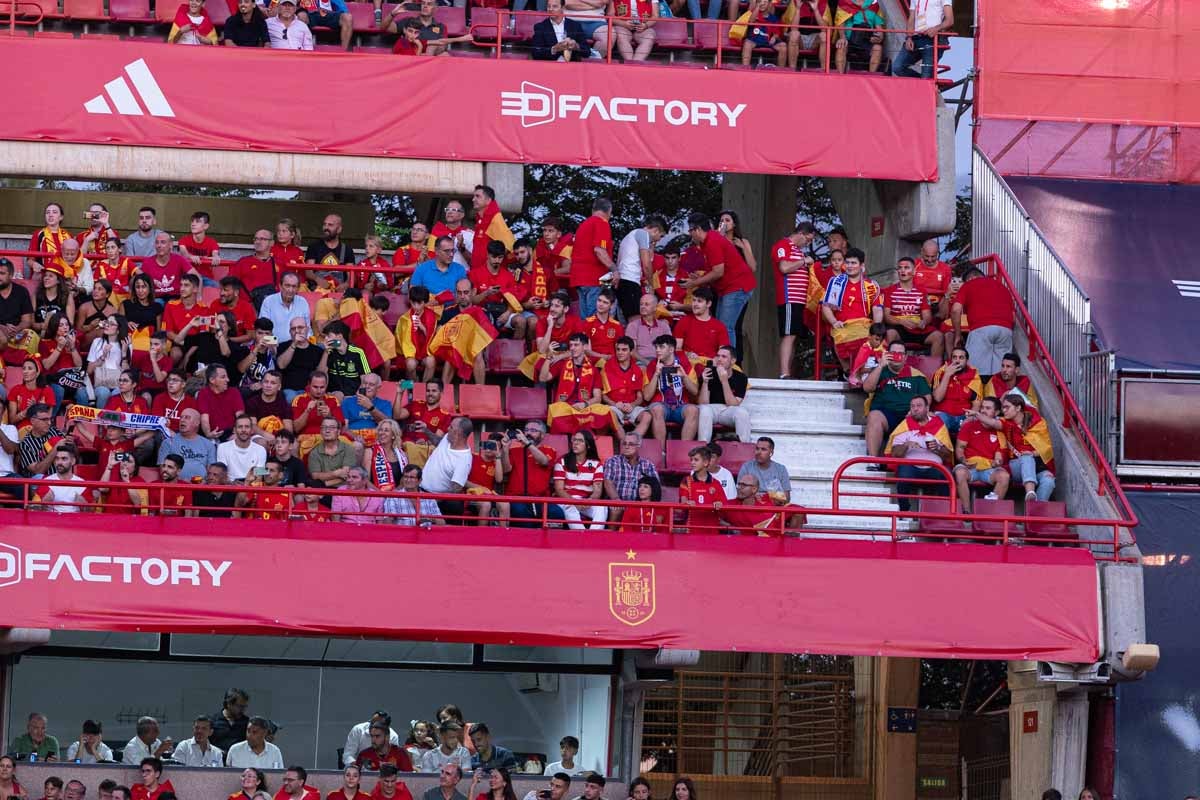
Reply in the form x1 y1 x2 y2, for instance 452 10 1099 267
951 267 1014 378
891 0 953 79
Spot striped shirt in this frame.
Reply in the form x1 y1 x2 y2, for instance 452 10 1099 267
883 284 929 322
772 238 809 304
553 458 604 500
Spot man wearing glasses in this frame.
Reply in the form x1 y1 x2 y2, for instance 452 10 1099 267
428 202 475 269
602 431 659 524
17 404 66 478
505 420 566 527
411 236 469 302
267 0 314 49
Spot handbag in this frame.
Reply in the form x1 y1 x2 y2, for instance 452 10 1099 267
93 365 121 389
51 368 86 391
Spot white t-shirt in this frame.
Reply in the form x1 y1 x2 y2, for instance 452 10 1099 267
913 0 949 32
35 475 92 513
171 737 224 767
710 465 736 500
226 740 285 770
0 424 17 475
65 740 114 764
543 760 590 776
615 228 652 284
216 439 268 481
421 436 473 493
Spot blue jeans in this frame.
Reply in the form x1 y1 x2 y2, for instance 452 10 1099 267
716 289 751 354
573 18 605 40
686 0 721 19
83 385 113 408
935 411 965 437
576 285 602 320
1008 455 1056 501
511 502 567 528
895 463 948 512
891 33 935 78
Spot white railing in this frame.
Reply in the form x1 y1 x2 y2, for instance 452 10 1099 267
1079 350 1118 466
971 148 1097 394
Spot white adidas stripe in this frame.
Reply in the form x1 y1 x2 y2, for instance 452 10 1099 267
83 58 175 118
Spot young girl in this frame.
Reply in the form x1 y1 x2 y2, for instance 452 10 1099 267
85 314 131 408
618 476 670 532
76 279 119 350
271 219 305 275
96 238 136 301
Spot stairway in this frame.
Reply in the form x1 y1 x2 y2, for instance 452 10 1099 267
742 379 913 536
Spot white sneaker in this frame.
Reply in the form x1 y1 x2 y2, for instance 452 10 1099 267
1025 491 1037 503
984 492 998 500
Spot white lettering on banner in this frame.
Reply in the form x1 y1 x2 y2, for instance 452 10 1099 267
500 80 747 129
0 541 231 589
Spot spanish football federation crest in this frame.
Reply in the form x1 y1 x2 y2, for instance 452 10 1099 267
609 554 655 627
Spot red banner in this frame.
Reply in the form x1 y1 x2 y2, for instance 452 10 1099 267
0 512 1098 661
0 38 938 180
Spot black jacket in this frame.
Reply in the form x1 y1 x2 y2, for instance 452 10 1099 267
531 16 588 60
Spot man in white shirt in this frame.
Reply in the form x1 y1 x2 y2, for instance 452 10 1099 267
259 273 311 342
612 217 666 321
122 716 173 764
891 0 953 79
420 416 473 520
171 716 224 768
226 717 284 769
343 711 400 768
65 720 114 764
217 414 268 482
543 736 588 776
267 0 314 50
31 444 94 513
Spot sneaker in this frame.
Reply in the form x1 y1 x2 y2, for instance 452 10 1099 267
865 463 886 472
984 492 998 500
374 7 382 25
1025 491 1037 503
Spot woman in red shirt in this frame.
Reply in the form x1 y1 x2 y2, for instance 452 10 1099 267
97 456 147 515
8 357 58 431
469 768 518 800
97 239 136 301
230 769 270 800
104 369 155 463
326 765 364 800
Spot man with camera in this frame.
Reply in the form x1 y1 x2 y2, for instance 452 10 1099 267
318 320 371 400
506 420 567 527
342 373 393 449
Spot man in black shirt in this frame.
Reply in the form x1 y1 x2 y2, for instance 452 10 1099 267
271 430 311 488
223 0 269 46
193 463 238 518
697 344 751 443
17 404 66 477
0 258 34 351
304 214 354 289
276 319 325 402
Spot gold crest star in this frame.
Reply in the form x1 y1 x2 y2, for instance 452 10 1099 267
626 549 638 560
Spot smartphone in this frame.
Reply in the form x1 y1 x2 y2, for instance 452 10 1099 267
399 379 415 391
253 467 269 477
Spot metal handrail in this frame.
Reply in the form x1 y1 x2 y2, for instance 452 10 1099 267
3 0 43 34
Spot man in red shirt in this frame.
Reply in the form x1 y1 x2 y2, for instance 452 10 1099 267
951 267 1014 377
178 211 221 285
914 239 953 320
427 201 472 269
357 723 414 771
136 232 197 301
684 213 757 359
216 277 257 344
882 257 941 357
772 222 816 379
510 239 552 326
540 332 617 435
679 445 724 533
505 420 566 527
75 202 120 258
150 371 198 433
131 758 174 800
536 217 573 294
931 346 983 436
571 197 616 320
821 248 883 371
468 239 526 341
673 287 729 360
583 287 623 360
371 766 414 800
392 222 428 272
231 229 279 306
273 767 320 800
952 396 1010 512
291 371 345 456
601 336 651 438
720 472 804 536
394 380 450 464
162 274 212 366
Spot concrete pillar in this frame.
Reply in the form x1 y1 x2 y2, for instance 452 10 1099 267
873 657 919 800
1007 661 1056 799
1051 692 1089 800
720 172 799 377
484 162 526 213
853 656 874 777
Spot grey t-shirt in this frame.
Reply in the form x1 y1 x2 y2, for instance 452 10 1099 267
616 227 652 284
737 459 791 496
125 229 164 258
158 434 218 482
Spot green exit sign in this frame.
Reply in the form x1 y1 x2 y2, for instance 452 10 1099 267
920 777 949 789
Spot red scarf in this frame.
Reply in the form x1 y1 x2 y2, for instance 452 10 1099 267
370 444 402 491
555 358 596 404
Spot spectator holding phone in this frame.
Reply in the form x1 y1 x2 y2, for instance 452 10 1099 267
884 395 953 512
862 342 932 467
468 768 517 800
65 720 114 763
343 373 392 443
522 774 571 800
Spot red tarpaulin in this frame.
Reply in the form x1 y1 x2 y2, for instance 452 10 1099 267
976 0 1200 183
0 513 1100 661
0 38 938 181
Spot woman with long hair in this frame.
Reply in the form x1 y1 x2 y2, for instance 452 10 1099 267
552 429 607 530
404 720 437 765
992 393 1056 503
34 270 76 337
122 273 161 333
469 767 518 800
229 769 270 800
619 475 669 533
363 419 407 490
8 357 57 430
103 368 155 462
76 279 119 349
97 238 136 301
718 210 756 272
85 313 131 408
327 765 364 800
272 218 305 274
98 451 148 514
672 777 697 800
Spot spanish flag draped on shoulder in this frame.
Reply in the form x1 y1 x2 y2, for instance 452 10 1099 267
471 199 515 271
337 295 396 369
167 3 218 44
429 305 497 381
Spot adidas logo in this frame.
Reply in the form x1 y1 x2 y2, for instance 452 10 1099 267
83 58 175 118
1172 279 1200 299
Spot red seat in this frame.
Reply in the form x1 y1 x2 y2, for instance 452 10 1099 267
458 384 508 421
511 9 536 41
663 439 694 476
347 1 379 31
693 18 737 52
4 366 21 389
909 354 943 381
971 498 1017 539
1024 500 1076 542
138 467 161 482
660 484 680 504
200 286 220 306
595 435 614 463
378 380 399 407
205 0 229 24
33 28 76 36
485 338 527 375
915 498 968 537
543 434 568 460
638 437 664 469
506 386 548 422
155 0 178 22
718 441 755 475
412 381 453 412
434 4 465 35
75 464 100 482
654 18 693 51
469 6 497 40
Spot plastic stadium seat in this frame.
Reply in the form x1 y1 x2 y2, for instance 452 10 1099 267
412 381 453 411
660 484 680 504
543 434 568 459
75 464 100 482
205 0 229 24
378 380 399 407
1024 500 1076 542
511 10 536 41
434 4 466 35
663 439 694 476
915 497 967 537
34 28 76 35
692 19 737 53
719 441 755 475
638 437 664 468
346 1 374 31
595 435 614 462
457 384 508 421
469 6 497 40
375 292 408 328
970 498 1016 538
653 17 693 52
505 386 548 422
155 0 177 22
138 467 161 482
910 355 943 381
200 286 220 306
485 338 526 375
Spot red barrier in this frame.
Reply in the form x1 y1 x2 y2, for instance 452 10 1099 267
0 37 939 180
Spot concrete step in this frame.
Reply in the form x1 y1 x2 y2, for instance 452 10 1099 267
804 512 918 533
791 486 897 511
752 419 864 436
743 402 854 424
743 391 850 414
750 378 850 393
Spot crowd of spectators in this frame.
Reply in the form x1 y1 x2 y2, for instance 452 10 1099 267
141 0 954 74
4 708 650 800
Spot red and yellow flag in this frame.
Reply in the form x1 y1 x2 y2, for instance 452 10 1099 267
338 296 396 369
471 199 515 271
428 305 497 381
167 4 218 43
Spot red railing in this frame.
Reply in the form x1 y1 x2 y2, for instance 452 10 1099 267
2 0 43 34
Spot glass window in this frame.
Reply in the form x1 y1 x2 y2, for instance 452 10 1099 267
48 631 161 650
482 645 614 666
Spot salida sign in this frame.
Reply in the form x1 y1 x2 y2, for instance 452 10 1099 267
0 38 939 180
0 542 231 589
